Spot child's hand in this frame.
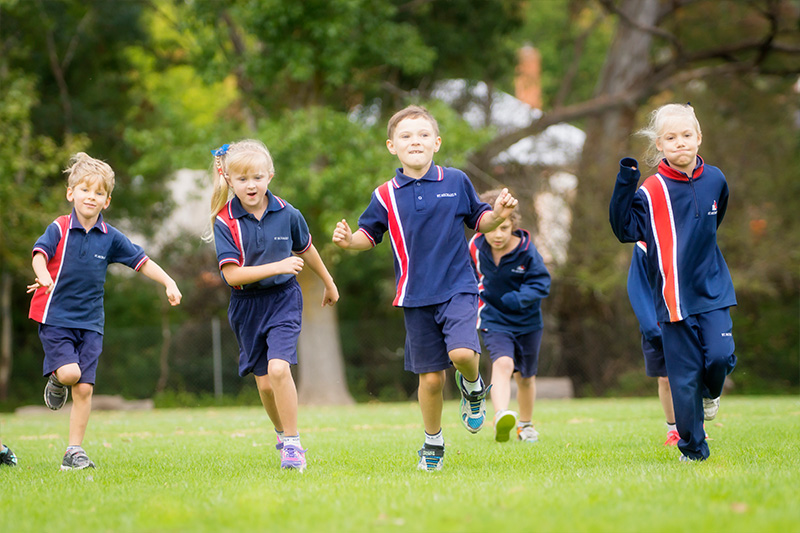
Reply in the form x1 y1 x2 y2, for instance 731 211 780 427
165 281 182 306
277 256 305 276
332 219 353 248
321 281 340 307
26 277 54 294
493 188 518 219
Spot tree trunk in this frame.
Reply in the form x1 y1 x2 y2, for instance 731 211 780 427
554 0 660 396
0 271 12 401
296 269 354 405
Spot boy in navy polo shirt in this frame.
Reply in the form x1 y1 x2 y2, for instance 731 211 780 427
28 152 182 470
610 104 736 461
627 241 679 446
469 190 550 444
333 105 518 471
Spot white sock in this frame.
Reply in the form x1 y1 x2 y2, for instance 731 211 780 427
666 422 677 432
461 375 484 394
425 429 444 447
283 435 301 447
518 421 533 429
275 429 285 442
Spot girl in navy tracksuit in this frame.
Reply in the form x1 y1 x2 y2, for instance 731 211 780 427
610 103 736 461
469 190 551 444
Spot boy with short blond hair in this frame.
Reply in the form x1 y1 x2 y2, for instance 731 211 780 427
28 152 182 470
333 105 518 470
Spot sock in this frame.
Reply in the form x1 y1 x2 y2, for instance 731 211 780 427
518 420 533 429
461 374 484 395
66 445 82 454
283 435 301 448
667 422 677 432
425 429 444 447
275 429 285 443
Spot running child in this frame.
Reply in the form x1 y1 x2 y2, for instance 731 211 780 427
332 105 518 471
468 189 550 444
208 139 338 472
609 103 736 461
627 241 678 446
28 152 182 470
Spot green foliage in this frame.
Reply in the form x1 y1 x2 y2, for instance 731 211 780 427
2 398 799 532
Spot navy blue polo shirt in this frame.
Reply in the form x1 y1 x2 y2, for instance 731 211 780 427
29 209 149 334
214 191 311 290
357 163 491 307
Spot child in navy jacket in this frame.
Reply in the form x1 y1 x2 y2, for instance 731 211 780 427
610 104 736 461
469 190 550 443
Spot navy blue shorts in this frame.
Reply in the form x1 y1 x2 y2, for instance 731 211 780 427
641 335 667 377
480 328 543 378
228 279 302 377
38 324 103 384
402 293 481 374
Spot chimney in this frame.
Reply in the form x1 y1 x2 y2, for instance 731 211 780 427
515 45 542 110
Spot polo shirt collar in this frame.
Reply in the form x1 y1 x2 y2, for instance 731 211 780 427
229 190 286 219
69 208 108 233
392 162 443 188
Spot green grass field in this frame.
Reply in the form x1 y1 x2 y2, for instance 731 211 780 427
2 396 799 532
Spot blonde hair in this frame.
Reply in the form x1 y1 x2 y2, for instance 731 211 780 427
63 152 115 194
387 105 440 140
206 139 275 239
636 103 703 168
480 189 521 229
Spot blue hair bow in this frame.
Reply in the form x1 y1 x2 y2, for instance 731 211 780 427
211 144 230 156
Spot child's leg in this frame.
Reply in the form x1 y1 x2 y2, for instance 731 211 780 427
698 308 736 400
449 348 480 382
657 376 675 424
55 362 82 386
254 374 283 432
68 383 93 446
515 374 536 423
490 356 515 413
418 371 446 434
266 359 298 436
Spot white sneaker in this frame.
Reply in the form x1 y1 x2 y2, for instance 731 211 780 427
517 425 539 443
494 410 517 442
703 397 720 420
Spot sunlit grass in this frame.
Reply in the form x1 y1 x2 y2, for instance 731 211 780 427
2 397 799 532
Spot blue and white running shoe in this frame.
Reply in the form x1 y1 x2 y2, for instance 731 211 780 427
417 443 444 471
455 370 490 434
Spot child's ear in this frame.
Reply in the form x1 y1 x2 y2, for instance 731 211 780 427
103 196 112 209
386 139 397 155
66 187 74 202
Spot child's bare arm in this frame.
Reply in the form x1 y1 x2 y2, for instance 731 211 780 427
220 257 304 287
138 259 183 306
27 253 54 294
298 243 339 307
477 188 519 233
332 219 373 251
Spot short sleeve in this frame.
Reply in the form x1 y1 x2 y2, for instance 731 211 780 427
32 221 62 261
290 208 312 253
213 218 242 268
108 229 148 271
357 191 389 245
462 175 491 230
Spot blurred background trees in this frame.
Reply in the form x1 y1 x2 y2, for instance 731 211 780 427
1 0 797 406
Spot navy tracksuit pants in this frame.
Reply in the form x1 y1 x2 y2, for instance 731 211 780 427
661 308 736 460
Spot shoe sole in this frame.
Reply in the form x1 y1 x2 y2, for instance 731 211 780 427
44 381 68 411
495 412 516 442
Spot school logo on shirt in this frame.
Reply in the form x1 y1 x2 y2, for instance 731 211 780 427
274 236 289 241
708 200 718 216
511 265 526 274
436 192 457 198
94 254 106 260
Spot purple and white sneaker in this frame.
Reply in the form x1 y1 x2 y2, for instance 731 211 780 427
280 444 307 472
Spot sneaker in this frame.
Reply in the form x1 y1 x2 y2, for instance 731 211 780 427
494 410 517 443
275 435 284 451
280 444 307 472
455 370 491 434
417 443 444 471
664 429 680 446
678 454 695 462
0 445 17 467
517 424 539 443
44 373 68 411
60 448 95 471
703 397 720 420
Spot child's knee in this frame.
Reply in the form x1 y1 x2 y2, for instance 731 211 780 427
448 348 477 367
267 359 292 381
493 356 515 375
71 382 93 401
419 371 445 392
56 364 81 386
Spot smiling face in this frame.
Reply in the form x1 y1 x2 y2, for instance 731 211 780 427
67 177 111 228
386 116 442 179
656 115 702 175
